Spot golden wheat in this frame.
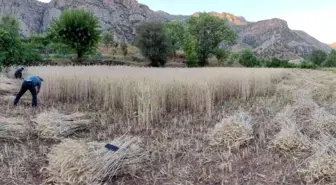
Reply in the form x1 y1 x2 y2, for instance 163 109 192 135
25 66 287 123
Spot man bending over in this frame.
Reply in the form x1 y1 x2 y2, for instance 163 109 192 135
14 75 43 107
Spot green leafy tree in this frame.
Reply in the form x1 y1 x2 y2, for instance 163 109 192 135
185 13 237 66
121 43 128 56
322 50 336 67
309 49 327 65
238 49 259 67
165 21 184 59
0 15 20 38
102 31 115 48
134 21 170 67
182 33 198 67
0 15 22 68
48 9 102 62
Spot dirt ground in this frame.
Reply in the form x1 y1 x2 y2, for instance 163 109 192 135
1 69 336 185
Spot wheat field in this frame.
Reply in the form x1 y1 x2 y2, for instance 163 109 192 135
26 66 287 123
2 67 336 185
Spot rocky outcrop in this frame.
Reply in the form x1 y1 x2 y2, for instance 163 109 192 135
235 18 332 59
0 0 166 42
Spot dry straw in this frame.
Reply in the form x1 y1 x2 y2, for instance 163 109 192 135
26 66 287 123
44 135 147 185
0 116 30 141
33 109 92 140
209 112 253 149
298 134 336 183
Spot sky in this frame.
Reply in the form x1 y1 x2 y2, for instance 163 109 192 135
38 0 336 43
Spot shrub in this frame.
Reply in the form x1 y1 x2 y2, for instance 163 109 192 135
214 47 230 66
19 43 43 65
322 50 336 67
299 60 317 69
262 58 295 68
101 32 115 48
309 49 327 66
186 13 237 66
134 21 170 67
238 50 259 67
121 43 128 56
48 9 101 61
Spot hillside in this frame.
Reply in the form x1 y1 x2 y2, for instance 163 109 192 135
0 0 166 42
235 18 332 59
0 0 332 59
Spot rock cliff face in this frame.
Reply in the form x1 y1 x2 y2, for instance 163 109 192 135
0 0 332 59
235 18 332 59
0 0 46 37
0 0 166 42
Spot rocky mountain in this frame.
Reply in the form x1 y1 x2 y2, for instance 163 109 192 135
0 0 166 42
329 43 336 49
0 0 332 59
235 18 332 59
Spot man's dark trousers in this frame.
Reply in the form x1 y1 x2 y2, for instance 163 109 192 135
14 81 37 107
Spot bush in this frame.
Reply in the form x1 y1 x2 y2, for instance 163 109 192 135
121 43 128 56
134 21 170 67
102 32 115 48
19 43 43 65
298 61 317 69
262 58 295 68
238 50 259 67
322 50 336 67
48 9 101 61
309 49 327 66
214 48 230 66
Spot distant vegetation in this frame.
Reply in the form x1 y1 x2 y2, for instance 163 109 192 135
0 9 335 70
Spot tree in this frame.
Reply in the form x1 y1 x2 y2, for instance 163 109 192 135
134 21 170 67
165 21 184 59
238 49 259 67
121 43 128 56
309 49 327 65
322 50 336 67
48 9 102 62
0 14 20 38
185 13 237 66
0 15 22 68
182 33 198 67
102 31 115 48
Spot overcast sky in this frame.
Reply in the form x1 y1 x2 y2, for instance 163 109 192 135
38 0 336 44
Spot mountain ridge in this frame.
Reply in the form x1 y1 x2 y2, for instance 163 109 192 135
0 0 332 60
